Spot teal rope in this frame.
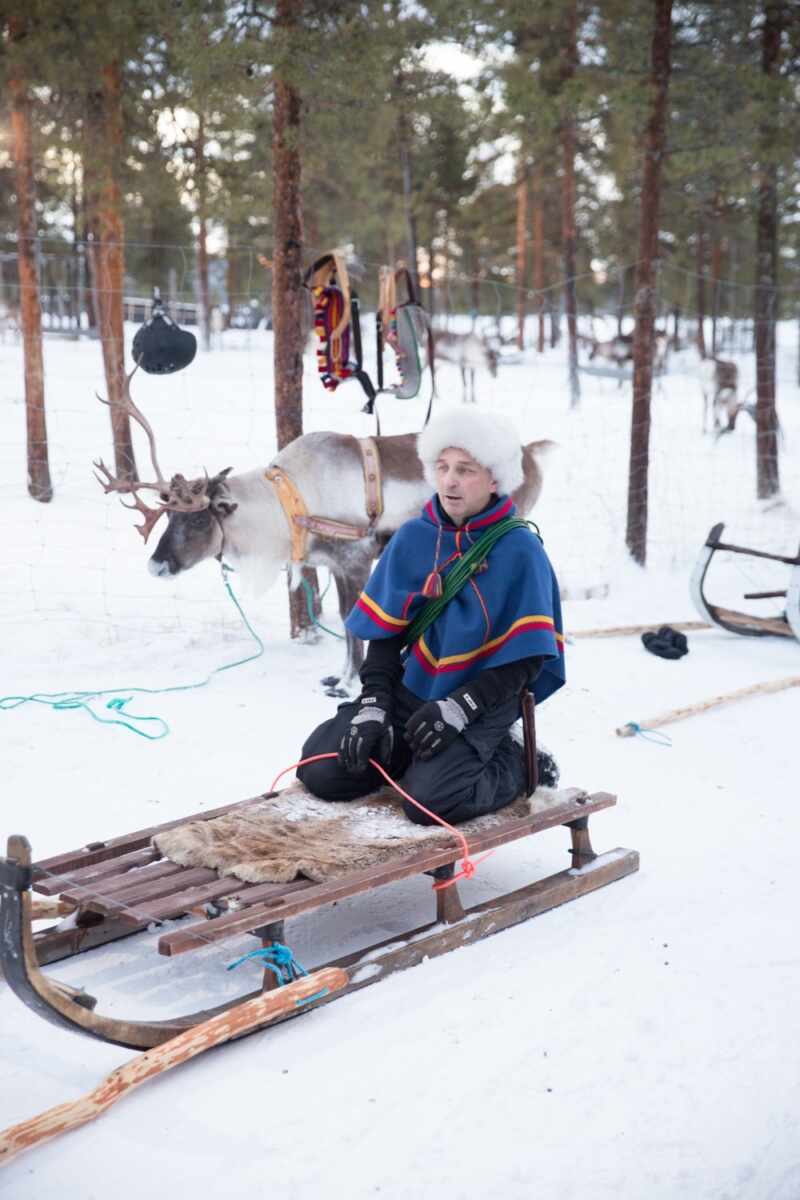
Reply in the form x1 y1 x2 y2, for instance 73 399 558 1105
226 941 308 984
0 563 264 739
622 722 672 746
301 576 345 640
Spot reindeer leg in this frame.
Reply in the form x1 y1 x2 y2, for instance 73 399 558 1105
460 365 467 403
321 564 366 698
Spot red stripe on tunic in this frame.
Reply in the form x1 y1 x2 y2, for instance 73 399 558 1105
355 596 407 633
412 618 564 676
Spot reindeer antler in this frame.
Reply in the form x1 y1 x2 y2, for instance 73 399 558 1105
94 366 211 542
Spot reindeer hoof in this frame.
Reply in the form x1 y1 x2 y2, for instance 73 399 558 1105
320 675 340 687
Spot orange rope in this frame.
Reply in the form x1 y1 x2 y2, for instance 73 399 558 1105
270 753 494 889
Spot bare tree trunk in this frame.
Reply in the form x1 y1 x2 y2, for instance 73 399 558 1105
626 0 673 566
8 37 52 502
515 165 528 350
753 1 783 501
196 113 211 352
469 247 481 325
616 266 626 337
560 1 580 408
710 199 722 358
695 214 707 358
398 105 420 298
87 62 136 482
225 251 237 329
531 165 545 353
272 0 318 638
428 222 436 321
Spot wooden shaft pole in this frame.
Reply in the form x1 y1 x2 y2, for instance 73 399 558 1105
570 620 709 640
616 676 800 737
0 967 348 1167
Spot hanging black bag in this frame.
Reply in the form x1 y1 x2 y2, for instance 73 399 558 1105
132 288 197 375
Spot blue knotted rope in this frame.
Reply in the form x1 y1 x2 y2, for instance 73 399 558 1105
0 562 264 739
621 721 673 746
226 941 309 985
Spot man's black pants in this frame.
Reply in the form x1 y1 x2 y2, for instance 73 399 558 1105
297 684 526 826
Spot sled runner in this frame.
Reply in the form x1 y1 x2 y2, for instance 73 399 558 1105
1 781 638 1052
690 522 800 641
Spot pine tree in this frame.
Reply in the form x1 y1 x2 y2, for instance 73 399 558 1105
6 14 53 502
626 0 674 566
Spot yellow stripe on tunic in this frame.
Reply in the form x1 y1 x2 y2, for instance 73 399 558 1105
416 614 563 670
357 591 409 628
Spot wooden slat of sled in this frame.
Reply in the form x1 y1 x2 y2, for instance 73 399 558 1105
160 790 612 956
119 876 271 926
79 868 221 919
58 860 180 905
32 792 276 881
81 860 184 897
33 847 161 896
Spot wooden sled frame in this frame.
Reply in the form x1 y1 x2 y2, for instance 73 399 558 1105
690 521 800 641
1 790 638 1051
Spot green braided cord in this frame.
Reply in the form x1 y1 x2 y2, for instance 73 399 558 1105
404 517 538 647
301 576 345 639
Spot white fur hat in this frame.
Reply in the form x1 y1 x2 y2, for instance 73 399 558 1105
416 408 523 496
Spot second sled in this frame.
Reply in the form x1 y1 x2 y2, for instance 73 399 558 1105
690 521 800 641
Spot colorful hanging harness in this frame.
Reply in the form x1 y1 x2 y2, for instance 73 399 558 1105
305 251 377 412
304 251 434 429
376 265 434 407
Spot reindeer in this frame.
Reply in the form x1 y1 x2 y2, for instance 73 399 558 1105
432 331 499 403
588 333 633 370
653 329 669 375
698 358 754 436
583 329 668 381
96 374 553 691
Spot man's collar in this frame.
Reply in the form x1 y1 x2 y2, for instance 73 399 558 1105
424 493 515 531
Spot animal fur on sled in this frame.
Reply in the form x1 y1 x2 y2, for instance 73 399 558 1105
154 783 570 885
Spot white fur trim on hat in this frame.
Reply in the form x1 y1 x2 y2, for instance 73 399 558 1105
416 408 523 496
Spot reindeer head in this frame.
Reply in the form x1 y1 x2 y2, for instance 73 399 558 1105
148 468 238 577
94 367 238 574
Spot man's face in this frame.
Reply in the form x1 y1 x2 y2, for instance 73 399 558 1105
434 446 497 526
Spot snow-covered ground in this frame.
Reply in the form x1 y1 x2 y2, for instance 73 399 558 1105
1 322 799 1198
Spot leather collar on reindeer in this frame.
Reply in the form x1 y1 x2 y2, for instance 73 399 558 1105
265 437 384 563
346 495 566 704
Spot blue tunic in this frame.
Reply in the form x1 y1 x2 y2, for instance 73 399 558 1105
345 494 566 704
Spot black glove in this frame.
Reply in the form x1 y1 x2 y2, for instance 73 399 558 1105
641 626 688 660
404 697 471 761
338 694 394 774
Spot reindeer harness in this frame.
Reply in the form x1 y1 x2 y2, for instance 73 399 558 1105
265 437 384 563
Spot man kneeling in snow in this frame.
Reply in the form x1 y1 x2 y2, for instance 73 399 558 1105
298 408 565 825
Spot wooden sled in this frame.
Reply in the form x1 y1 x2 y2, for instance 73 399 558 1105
1 788 639 1052
690 522 800 641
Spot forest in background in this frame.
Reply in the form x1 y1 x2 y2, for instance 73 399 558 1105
3 4 799 323
1 1 799 574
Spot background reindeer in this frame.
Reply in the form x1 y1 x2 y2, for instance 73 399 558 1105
432 330 498 402
698 358 755 435
97 377 553 690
